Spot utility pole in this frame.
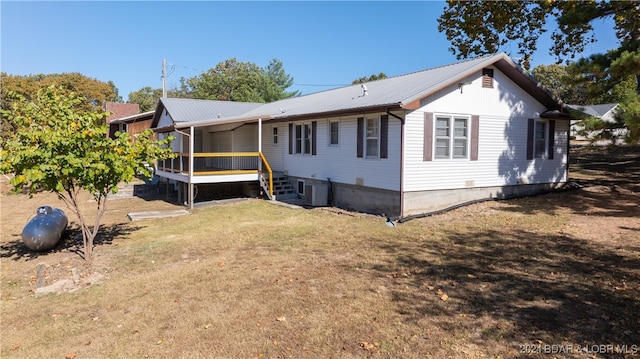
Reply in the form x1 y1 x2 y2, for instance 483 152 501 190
162 58 167 98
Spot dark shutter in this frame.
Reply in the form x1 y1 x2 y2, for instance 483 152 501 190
288 123 293 155
357 117 364 158
380 115 388 159
526 118 534 160
471 115 479 161
548 120 555 159
311 121 317 155
423 112 433 161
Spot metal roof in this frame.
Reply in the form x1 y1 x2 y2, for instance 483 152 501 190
162 53 564 130
151 98 263 128
109 111 155 124
567 103 618 118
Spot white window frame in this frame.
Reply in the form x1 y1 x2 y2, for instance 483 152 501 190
294 123 313 155
434 114 470 160
297 179 305 195
534 120 547 159
329 120 340 146
272 126 278 145
365 117 379 159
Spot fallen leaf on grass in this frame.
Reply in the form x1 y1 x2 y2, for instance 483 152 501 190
441 293 449 301
359 341 380 351
276 316 286 322
65 352 76 359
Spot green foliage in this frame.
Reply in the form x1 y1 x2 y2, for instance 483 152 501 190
176 58 298 103
1 72 121 140
352 72 388 85
0 86 174 260
127 86 165 112
438 1 639 71
439 0 640 144
260 58 300 102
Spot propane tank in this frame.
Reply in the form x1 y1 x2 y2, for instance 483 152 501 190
21 206 68 251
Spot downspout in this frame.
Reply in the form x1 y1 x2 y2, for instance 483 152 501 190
188 126 194 210
387 109 405 219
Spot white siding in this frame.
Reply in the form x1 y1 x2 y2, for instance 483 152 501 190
404 66 568 192
261 123 285 172
281 114 401 191
232 124 258 152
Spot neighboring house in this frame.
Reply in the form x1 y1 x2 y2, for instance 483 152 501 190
567 103 623 144
105 102 141 138
151 52 571 219
108 111 155 139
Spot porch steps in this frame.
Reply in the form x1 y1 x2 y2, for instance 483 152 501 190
270 173 297 200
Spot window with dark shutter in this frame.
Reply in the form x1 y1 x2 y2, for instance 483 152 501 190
470 115 479 161
423 112 433 161
527 118 535 160
547 120 555 159
288 123 293 155
357 117 364 158
380 115 388 159
311 121 317 155
482 68 494 88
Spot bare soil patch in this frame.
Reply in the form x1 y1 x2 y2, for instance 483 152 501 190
1 146 639 358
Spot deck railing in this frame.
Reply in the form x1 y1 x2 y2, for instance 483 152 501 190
157 152 273 197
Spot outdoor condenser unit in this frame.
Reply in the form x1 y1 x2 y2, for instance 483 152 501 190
304 184 328 206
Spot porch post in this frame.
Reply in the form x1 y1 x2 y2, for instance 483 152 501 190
258 118 263 172
188 126 194 210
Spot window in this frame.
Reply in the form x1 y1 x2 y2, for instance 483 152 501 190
329 121 339 145
297 180 305 195
357 116 388 159
295 125 302 153
534 121 546 158
366 118 379 158
272 127 278 144
526 119 555 160
434 115 469 159
304 124 311 154
294 123 314 154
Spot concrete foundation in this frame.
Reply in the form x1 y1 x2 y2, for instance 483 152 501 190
402 182 564 217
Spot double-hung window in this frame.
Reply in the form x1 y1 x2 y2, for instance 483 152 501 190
435 115 469 159
329 121 339 146
294 123 312 154
272 127 278 145
366 118 379 158
534 121 546 158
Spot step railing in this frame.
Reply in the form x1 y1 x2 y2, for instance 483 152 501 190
157 151 275 199
258 152 274 200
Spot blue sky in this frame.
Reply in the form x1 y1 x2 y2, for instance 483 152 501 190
1 1 620 102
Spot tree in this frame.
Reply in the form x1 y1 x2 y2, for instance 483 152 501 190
352 72 388 84
0 86 174 260
180 58 263 102
1 72 121 140
437 1 639 73
127 86 165 112
438 0 640 143
177 58 298 103
259 59 300 102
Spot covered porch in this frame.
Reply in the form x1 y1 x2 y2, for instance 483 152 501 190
154 119 275 208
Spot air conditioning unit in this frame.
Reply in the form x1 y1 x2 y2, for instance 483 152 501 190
304 184 328 206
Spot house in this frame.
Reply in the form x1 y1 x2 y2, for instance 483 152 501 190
105 102 141 138
151 53 571 219
567 103 622 144
108 110 155 139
